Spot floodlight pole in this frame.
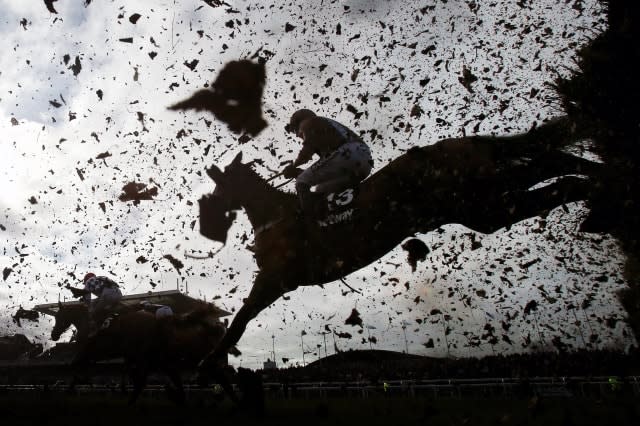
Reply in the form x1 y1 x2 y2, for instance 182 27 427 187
401 325 409 354
571 309 587 348
271 334 276 363
322 332 328 358
441 314 450 358
581 306 598 350
532 311 545 350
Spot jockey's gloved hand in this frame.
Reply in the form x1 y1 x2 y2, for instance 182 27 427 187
283 164 302 179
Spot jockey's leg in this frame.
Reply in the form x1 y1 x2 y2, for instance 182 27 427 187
294 181 314 215
87 300 99 335
296 141 373 213
91 298 110 332
91 288 122 333
101 287 122 310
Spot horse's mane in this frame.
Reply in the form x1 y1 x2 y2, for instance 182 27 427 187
58 302 88 314
244 162 296 203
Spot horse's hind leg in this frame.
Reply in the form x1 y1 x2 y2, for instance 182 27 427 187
164 367 186 406
500 176 590 229
462 176 590 233
127 365 148 406
528 151 602 183
501 151 601 190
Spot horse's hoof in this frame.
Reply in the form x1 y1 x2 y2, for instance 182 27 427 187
165 386 186 406
196 369 210 388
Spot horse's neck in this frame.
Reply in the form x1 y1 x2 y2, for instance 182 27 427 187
69 307 89 328
241 178 293 229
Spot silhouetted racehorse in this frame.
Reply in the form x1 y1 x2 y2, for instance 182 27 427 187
197 118 599 377
52 301 235 404
51 301 128 344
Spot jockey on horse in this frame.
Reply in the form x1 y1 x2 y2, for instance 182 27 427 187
282 109 374 218
66 272 123 335
139 300 175 319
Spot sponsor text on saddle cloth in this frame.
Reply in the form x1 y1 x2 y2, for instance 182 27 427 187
315 186 359 228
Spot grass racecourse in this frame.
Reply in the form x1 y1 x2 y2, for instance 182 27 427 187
1 392 639 426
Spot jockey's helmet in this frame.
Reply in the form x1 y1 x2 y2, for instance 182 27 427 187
83 272 96 284
286 109 316 134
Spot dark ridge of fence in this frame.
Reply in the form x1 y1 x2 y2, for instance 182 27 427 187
1 376 638 400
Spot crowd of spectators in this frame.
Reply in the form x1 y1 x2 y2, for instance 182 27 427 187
259 347 640 383
3 345 639 388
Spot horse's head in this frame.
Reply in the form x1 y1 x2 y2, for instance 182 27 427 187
51 302 72 341
51 302 87 341
199 152 255 243
207 152 256 208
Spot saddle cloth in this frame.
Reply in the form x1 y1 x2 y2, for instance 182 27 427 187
313 187 359 228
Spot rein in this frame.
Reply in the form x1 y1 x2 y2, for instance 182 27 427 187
274 178 294 189
265 170 293 189
265 170 284 183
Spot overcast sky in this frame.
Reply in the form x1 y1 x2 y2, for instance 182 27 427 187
0 0 633 369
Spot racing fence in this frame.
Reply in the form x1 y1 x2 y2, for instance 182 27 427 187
1 376 638 399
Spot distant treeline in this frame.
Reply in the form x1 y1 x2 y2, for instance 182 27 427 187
260 348 640 383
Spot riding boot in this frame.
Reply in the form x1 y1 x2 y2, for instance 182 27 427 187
296 183 314 218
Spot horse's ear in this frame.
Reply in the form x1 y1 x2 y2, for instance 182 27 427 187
231 152 243 166
206 165 224 183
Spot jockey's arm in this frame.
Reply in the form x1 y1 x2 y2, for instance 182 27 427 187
65 284 91 299
292 143 314 167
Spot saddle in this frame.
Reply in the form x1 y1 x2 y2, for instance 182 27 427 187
85 312 119 338
98 313 119 330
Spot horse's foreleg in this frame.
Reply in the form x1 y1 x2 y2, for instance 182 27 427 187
67 342 93 394
127 365 148 406
198 276 282 406
203 275 283 368
196 300 257 392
